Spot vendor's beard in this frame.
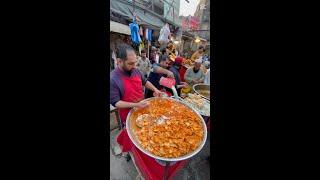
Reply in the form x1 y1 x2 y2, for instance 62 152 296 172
124 69 133 76
193 68 200 73
121 65 133 75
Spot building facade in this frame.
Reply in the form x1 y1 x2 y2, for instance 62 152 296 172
193 0 210 41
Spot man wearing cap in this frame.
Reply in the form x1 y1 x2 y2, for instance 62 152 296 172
191 45 205 61
184 58 206 87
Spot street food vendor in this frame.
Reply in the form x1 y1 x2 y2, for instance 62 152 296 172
184 58 206 87
110 44 162 125
112 46 189 180
191 45 205 61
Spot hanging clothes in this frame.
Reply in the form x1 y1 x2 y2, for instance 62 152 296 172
129 18 142 45
148 29 153 41
158 23 170 44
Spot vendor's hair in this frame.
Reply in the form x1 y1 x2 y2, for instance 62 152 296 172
116 44 135 61
141 49 146 54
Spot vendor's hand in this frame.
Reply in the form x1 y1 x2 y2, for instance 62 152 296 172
166 71 174 78
135 101 149 109
179 84 188 88
181 82 188 86
153 89 163 97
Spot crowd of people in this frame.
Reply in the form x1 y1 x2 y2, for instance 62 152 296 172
110 42 210 99
109 40 211 127
109 39 211 179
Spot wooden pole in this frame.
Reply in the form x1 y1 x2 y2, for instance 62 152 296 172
151 0 154 11
147 41 150 59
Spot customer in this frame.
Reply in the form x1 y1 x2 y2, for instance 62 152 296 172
145 55 172 98
184 58 206 87
168 57 188 96
136 49 151 78
191 45 205 61
149 46 160 64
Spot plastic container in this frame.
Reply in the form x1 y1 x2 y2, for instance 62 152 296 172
181 86 191 94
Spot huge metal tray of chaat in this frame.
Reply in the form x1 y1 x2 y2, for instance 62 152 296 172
126 97 208 162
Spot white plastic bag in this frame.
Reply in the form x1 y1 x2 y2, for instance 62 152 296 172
158 23 170 44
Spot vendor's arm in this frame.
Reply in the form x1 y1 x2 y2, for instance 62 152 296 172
115 100 149 109
176 84 187 89
110 78 149 109
139 70 162 97
152 64 174 78
176 82 188 89
145 80 162 97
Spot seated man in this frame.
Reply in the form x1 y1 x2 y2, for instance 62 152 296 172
191 45 205 61
184 58 206 87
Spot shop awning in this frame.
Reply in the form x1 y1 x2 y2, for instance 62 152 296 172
110 0 165 29
110 21 131 35
110 1 131 18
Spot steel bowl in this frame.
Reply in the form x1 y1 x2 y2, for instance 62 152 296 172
125 97 208 162
193 84 210 101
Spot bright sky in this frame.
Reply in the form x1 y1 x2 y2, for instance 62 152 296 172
179 0 200 17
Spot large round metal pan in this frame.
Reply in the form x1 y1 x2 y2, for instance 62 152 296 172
125 97 208 162
193 84 210 101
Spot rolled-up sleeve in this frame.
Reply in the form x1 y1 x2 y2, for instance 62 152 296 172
110 79 121 106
